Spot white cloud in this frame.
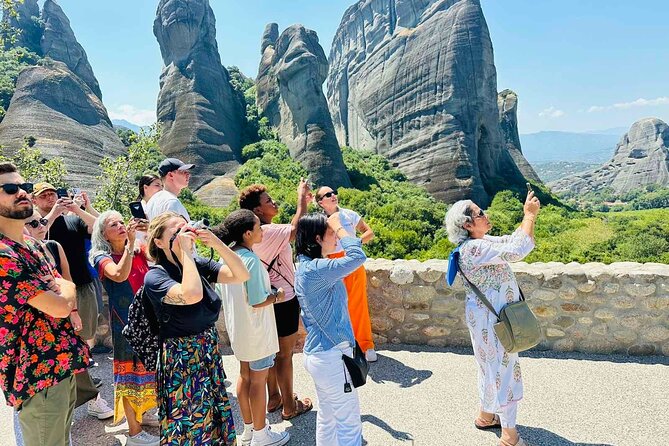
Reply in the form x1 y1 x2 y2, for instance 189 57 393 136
538 106 565 118
108 105 156 126
588 96 669 113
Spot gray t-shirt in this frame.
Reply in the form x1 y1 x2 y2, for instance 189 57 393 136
145 190 190 221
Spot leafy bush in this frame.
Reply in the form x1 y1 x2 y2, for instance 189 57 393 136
0 46 40 121
0 138 68 185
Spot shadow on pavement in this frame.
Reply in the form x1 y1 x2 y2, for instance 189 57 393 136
519 426 614 446
379 343 669 366
368 354 432 388
362 414 413 443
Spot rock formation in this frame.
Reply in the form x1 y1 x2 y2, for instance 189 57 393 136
2 0 42 53
498 89 541 183
40 0 102 99
550 118 669 195
256 23 351 189
327 0 532 204
0 59 125 190
154 0 246 190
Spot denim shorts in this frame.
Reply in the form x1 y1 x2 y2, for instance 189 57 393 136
249 353 276 371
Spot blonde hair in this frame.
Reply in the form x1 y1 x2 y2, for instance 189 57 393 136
146 211 185 262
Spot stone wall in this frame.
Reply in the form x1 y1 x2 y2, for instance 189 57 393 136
365 260 669 357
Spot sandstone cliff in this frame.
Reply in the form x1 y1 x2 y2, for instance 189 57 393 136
498 89 541 183
327 0 531 204
550 118 669 195
256 23 351 189
2 0 42 53
40 0 102 100
154 0 246 190
0 60 125 190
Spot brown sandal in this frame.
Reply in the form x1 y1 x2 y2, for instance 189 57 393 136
474 414 501 430
267 393 283 413
281 397 313 421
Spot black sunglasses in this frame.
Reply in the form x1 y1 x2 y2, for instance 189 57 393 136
473 209 487 218
25 218 49 229
0 182 33 195
320 190 337 200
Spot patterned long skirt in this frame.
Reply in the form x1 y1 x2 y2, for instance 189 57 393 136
157 326 236 445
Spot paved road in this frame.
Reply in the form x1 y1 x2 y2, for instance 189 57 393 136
2 345 668 446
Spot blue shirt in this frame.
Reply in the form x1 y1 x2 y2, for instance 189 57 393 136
295 237 366 354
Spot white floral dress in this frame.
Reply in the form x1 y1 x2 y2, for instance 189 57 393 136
459 228 534 413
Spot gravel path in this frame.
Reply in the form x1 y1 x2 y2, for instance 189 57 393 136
2 345 667 446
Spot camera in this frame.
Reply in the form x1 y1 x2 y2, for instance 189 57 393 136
189 218 210 230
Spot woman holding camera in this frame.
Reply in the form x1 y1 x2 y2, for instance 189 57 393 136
294 211 367 446
444 191 540 446
213 209 289 446
143 212 250 445
89 211 159 446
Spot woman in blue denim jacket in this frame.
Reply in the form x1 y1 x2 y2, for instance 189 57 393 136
294 212 367 446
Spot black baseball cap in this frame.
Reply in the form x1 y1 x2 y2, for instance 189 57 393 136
158 158 195 177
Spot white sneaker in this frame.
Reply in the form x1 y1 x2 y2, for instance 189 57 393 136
238 423 253 446
250 425 290 446
141 411 160 427
365 348 378 362
87 395 114 420
126 430 160 446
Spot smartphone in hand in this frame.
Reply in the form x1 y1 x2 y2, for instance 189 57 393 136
526 182 533 194
128 201 147 220
56 187 69 199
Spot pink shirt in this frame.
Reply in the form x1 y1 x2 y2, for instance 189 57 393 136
253 223 296 301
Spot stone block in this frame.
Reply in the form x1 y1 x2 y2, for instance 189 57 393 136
390 337 402 344
368 294 389 314
612 329 638 344
618 313 646 330
642 326 669 343
431 297 458 313
542 276 563 289
373 334 388 345
388 308 406 323
553 338 575 352
371 316 394 332
584 294 606 305
427 339 448 347
553 316 575 329
602 283 619 294
593 309 615 321
612 296 636 309
561 303 590 313
645 297 669 310
532 289 558 301
545 328 565 338
579 339 616 354
389 266 414 285
402 323 420 332
578 317 594 325
405 332 422 344
433 316 462 327
624 283 656 298
416 268 443 283
369 275 382 288
403 286 437 310
628 344 656 356
409 313 430 322
662 343 669 356
422 326 450 337
576 280 597 293
382 284 403 305
533 305 557 318
558 287 577 300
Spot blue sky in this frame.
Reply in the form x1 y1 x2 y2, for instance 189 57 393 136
52 0 668 134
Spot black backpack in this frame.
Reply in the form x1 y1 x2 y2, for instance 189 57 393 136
122 285 161 371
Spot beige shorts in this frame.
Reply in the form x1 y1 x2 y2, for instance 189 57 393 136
76 282 99 340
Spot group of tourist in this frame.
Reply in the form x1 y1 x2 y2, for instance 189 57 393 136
0 153 540 446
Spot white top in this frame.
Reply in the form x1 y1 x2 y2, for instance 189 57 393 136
216 249 279 362
334 207 361 252
145 190 190 222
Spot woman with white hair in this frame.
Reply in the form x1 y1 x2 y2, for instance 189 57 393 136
444 191 540 446
89 211 159 446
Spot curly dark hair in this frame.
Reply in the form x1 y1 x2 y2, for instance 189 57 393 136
211 209 257 246
295 213 328 259
238 184 267 211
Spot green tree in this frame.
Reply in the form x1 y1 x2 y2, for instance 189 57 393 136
0 138 68 185
0 46 40 121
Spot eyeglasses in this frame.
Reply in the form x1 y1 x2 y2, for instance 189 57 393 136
320 191 337 200
25 218 49 228
0 183 33 195
472 209 487 219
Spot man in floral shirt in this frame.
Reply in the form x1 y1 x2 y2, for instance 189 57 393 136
0 163 90 446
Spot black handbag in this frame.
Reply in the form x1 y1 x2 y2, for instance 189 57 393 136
342 341 369 390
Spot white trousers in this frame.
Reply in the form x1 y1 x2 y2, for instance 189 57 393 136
304 346 362 446
499 401 518 428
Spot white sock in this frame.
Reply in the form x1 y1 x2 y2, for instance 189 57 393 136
244 422 253 433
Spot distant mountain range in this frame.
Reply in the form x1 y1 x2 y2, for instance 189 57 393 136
112 119 143 133
520 129 622 165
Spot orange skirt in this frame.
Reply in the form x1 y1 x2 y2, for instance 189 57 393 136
328 251 374 351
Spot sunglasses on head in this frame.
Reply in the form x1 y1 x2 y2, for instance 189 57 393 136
472 209 486 218
320 190 337 200
0 183 33 195
25 218 49 229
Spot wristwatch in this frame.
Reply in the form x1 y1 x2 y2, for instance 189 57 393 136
125 245 135 257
